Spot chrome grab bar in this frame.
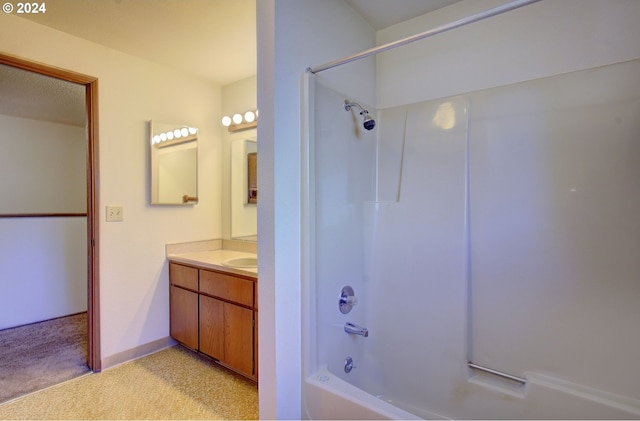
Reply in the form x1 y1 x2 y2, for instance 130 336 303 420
468 362 526 385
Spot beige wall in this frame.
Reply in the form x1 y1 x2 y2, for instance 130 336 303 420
0 13 222 365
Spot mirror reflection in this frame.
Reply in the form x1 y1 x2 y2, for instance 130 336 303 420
231 138 257 239
149 121 198 205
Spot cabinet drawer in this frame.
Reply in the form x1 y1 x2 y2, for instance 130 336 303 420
170 263 198 290
200 269 253 307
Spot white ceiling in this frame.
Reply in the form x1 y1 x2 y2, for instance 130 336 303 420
2 0 462 126
345 0 463 30
17 0 257 86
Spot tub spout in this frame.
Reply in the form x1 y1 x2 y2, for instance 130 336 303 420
344 322 368 337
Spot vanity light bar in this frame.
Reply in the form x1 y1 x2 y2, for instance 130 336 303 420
151 127 198 148
221 109 258 132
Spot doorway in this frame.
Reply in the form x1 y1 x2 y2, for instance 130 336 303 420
0 52 100 372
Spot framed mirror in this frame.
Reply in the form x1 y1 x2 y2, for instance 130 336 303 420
149 121 198 205
231 138 257 239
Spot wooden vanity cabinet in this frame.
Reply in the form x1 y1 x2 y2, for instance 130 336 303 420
169 264 198 350
199 269 255 376
200 295 254 375
169 261 257 381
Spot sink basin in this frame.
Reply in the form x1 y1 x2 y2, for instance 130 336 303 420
222 257 258 268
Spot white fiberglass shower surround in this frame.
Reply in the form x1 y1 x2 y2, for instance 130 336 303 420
301 1 640 419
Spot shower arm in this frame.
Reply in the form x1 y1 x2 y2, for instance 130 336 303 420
344 101 368 115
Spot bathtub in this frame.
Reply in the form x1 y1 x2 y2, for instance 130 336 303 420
304 367 445 420
303 58 640 419
302 363 640 420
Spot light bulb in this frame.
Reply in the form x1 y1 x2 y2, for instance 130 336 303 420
181 127 189 137
255 109 259 118
244 111 255 123
160 133 167 141
152 135 160 144
167 131 174 140
232 113 243 124
221 116 231 127
188 127 198 135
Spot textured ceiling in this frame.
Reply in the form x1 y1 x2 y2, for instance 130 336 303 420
0 64 86 126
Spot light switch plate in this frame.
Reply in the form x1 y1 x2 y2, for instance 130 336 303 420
106 206 123 222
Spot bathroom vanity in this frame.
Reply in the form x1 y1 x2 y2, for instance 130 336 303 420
167 240 257 381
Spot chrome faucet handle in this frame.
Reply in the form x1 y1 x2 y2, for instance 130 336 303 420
339 286 358 314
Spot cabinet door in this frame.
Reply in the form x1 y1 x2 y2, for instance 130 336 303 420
170 285 198 350
224 304 254 376
200 295 225 360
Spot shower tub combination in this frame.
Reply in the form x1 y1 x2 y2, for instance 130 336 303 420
301 2 640 419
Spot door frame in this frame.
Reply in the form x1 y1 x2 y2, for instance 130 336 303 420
0 52 101 371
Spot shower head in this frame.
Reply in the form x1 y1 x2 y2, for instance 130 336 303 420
362 115 376 131
344 100 376 131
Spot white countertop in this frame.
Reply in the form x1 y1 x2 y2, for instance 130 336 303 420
167 249 257 278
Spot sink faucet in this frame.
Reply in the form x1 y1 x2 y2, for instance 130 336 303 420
344 322 368 337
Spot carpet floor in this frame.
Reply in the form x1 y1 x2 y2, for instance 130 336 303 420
0 345 259 420
0 312 89 403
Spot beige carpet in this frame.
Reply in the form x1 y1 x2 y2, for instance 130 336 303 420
0 312 89 403
0 345 259 420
